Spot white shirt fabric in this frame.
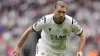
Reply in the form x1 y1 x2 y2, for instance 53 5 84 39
32 14 83 55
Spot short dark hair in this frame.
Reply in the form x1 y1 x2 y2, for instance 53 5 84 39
54 1 67 9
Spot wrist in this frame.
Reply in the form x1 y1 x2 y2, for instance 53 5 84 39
78 50 82 52
17 45 21 48
77 51 82 54
78 49 82 52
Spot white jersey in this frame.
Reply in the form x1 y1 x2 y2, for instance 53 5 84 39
32 14 83 55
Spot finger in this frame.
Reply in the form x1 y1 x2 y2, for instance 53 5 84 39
15 52 19 56
77 54 79 56
17 52 20 56
13 51 15 54
78 54 80 56
16 53 18 56
77 53 78 56
14 53 16 56
77 53 80 56
80 53 83 56
14 54 16 56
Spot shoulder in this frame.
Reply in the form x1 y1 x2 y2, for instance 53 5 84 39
65 15 73 24
43 14 54 23
45 14 53 18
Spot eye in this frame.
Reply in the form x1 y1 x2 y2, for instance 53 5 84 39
58 11 61 13
63 12 65 14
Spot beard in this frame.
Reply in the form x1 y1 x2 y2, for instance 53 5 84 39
53 16 65 24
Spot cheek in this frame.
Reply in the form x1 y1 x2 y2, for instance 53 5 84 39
54 13 59 17
56 13 60 17
54 12 60 17
55 15 59 18
54 11 59 15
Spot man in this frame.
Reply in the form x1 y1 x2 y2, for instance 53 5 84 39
14 1 86 56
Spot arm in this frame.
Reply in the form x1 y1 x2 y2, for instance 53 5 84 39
13 26 33 56
77 31 86 56
14 16 46 56
16 16 46 48
71 18 86 56
78 31 86 52
17 26 33 48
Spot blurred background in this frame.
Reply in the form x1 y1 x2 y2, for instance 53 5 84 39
0 0 100 56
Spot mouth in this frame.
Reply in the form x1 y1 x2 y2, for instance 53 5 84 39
59 17 63 19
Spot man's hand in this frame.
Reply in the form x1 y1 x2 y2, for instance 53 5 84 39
13 47 21 56
77 51 83 56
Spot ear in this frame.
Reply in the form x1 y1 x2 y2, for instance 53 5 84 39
53 8 55 11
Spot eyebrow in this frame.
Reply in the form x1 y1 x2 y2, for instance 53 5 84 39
58 10 66 13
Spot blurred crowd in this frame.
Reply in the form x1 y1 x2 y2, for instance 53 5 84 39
0 0 100 56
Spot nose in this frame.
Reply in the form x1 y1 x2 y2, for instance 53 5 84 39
60 13 64 17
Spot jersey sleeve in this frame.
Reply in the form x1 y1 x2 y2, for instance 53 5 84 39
72 19 83 36
32 16 46 32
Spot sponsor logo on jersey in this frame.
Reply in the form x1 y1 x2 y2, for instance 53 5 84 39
49 28 51 31
62 28 68 34
50 34 66 40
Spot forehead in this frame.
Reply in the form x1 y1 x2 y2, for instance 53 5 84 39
56 5 67 11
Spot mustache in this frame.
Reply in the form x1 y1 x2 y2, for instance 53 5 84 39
59 17 64 19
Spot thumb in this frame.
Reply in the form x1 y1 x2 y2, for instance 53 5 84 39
13 50 15 54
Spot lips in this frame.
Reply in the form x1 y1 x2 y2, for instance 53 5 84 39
59 17 63 19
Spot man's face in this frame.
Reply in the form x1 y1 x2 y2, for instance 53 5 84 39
53 5 67 19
